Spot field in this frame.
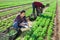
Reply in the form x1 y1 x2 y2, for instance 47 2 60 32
0 0 60 40
0 0 33 9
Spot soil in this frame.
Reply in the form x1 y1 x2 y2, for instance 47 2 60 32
52 0 60 40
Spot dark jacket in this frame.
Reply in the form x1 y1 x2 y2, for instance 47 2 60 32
14 15 27 23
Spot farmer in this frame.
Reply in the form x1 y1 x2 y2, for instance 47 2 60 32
13 10 32 40
32 1 45 18
13 10 32 30
13 10 31 33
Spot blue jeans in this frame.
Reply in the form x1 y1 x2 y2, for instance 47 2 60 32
13 22 18 29
13 22 26 31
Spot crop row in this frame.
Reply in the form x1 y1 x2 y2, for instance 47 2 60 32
0 0 33 9
0 5 32 18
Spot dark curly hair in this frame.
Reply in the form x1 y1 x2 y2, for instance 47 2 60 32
20 10 26 14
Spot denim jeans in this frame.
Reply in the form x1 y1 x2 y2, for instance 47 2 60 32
13 22 23 31
13 22 28 31
13 22 18 29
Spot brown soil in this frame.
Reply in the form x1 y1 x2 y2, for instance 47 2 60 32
52 0 60 40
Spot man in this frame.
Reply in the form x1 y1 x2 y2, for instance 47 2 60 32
13 10 31 40
32 1 45 18
13 10 29 30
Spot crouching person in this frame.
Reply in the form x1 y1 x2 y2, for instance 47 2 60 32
13 10 31 40
13 10 30 33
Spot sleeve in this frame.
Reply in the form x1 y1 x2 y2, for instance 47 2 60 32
14 15 19 22
24 16 27 22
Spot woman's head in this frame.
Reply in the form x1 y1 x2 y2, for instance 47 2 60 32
20 10 26 18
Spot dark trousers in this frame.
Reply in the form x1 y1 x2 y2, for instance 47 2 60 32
32 3 43 18
13 22 25 40
12 29 22 40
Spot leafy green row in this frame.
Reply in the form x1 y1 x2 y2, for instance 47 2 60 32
0 15 16 32
47 21 54 40
24 16 51 40
0 0 33 9
0 6 32 17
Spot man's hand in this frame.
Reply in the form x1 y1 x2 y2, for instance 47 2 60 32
19 22 28 26
21 28 30 32
19 23 25 26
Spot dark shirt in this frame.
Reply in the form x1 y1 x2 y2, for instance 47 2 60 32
14 15 27 23
33 2 45 8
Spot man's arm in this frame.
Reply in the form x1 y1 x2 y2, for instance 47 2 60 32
40 3 49 8
36 2 45 8
19 22 25 27
14 15 19 22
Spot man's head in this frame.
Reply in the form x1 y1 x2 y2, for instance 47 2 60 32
20 10 26 18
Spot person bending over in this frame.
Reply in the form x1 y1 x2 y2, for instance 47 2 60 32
32 1 45 18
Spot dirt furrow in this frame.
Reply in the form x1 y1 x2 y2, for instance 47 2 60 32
55 0 60 40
